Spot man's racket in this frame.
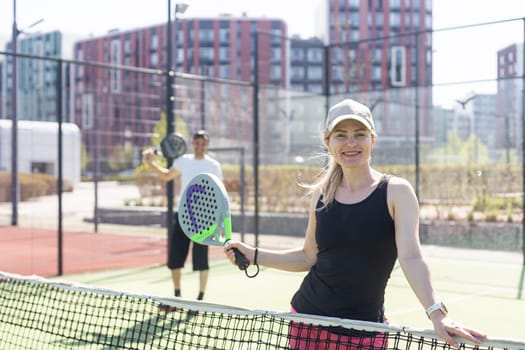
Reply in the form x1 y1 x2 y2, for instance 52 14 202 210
177 173 259 278
154 132 187 159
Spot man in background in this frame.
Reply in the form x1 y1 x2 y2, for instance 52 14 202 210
142 130 223 300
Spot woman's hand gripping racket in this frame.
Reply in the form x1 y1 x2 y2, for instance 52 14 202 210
177 173 259 278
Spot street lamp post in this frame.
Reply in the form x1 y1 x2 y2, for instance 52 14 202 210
11 0 19 225
10 0 43 226
165 1 188 254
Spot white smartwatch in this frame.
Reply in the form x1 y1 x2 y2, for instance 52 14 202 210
425 302 448 319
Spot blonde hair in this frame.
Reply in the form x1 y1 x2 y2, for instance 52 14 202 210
303 130 342 207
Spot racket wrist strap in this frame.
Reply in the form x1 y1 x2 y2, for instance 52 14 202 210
244 248 260 278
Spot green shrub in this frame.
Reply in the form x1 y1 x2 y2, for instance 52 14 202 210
0 171 72 202
472 195 521 212
132 163 523 219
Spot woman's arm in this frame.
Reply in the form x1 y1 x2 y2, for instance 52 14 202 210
224 190 320 272
389 176 486 348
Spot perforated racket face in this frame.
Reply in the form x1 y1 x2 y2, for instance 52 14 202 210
178 173 230 246
160 133 187 159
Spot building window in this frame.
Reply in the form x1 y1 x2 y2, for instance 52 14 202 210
340 30 347 42
81 94 93 129
271 65 281 80
376 13 384 26
199 47 214 61
347 49 356 61
390 13 400 27
307 48 323 62
350 29 359 42
151 33 158 50
390 46 406 87
150 52 158 66
291 67 304 80
272 47 282 61
390 0 401 9
350 12 359 26
373 48 382 63
110 40 121 93
219 28 230 43
219 65 231 79
291 48 304 61
124 39 131 55
413 14 420 27
372 66 381 81
199 29 214 42
339 13 347 25
332 66 343 81
177 49 184 65
331 47 343 63
425 14 432 29
307 66 323 80
219 47 230 61
271 29 281 44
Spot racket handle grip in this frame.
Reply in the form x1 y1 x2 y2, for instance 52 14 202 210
232 248 250 270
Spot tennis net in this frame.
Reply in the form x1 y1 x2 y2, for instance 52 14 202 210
0 271 523 350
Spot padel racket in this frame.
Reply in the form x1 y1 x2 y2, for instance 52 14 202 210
178 173 258 278
154 132 187 159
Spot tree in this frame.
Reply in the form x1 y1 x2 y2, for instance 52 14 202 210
107 144 134 173
80 142 88 174
429 130 489 165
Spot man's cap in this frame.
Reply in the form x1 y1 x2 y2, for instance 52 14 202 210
325 99 375 134
193 130 209 140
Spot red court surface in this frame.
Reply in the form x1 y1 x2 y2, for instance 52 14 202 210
0 226 170 277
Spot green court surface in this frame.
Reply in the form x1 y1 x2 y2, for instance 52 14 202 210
52 244 525 341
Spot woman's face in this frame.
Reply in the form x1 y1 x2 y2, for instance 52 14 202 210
327 119 376 168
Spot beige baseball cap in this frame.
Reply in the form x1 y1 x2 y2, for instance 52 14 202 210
325 99 375 134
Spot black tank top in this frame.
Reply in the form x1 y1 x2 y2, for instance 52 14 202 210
291 175 397 322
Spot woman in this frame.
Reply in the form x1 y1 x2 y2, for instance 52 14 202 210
225 99 486 349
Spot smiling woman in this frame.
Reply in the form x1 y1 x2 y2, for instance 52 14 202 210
224 98 488 349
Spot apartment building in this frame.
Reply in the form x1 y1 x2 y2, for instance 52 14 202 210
497 43 523 162
1 30 63 122
316 0 434 163
72 16 288 165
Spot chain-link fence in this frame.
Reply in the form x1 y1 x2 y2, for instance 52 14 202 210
0 16 524 276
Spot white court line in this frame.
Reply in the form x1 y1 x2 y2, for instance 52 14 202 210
388 287 503 316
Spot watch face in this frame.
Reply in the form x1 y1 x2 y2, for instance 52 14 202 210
441 302 448 313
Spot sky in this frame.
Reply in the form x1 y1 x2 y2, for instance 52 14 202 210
1 0 525 107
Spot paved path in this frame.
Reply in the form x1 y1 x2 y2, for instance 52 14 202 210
0 181 142 230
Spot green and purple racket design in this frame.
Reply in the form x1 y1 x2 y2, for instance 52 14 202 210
178 173 254 276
